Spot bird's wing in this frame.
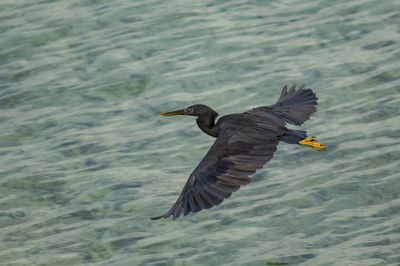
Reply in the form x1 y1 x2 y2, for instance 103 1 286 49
246 85 318 125
151 115 285 220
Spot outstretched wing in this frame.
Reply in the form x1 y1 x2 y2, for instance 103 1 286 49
246 85 318 125
151 115 285 220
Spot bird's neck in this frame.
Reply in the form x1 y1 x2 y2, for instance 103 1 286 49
196 115 218 137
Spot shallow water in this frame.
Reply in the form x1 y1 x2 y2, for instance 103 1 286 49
1 0 400 265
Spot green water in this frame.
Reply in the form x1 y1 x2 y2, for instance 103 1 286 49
1 0 400 265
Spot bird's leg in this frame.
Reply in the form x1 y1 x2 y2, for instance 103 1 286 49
298 137 326 151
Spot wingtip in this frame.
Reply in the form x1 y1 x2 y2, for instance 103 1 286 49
150 215 165 220
281 85 288 96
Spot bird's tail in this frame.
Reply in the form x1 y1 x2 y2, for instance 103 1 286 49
270 85 318 125
280 129 326 151
280 129 307 144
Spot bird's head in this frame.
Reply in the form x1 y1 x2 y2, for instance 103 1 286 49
161 104 218 118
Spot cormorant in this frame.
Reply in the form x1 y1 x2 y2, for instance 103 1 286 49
152 85 325 220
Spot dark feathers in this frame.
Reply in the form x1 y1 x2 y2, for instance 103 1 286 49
152 114 285 220
152 85 319 220
247 85 318 125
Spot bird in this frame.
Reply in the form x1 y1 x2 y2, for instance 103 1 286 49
152 85 325 220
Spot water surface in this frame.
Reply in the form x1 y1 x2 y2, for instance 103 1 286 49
1 0 400 265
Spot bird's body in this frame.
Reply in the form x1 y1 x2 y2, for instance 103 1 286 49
153 85 325 220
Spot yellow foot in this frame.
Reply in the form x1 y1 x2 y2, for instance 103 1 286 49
299 137 326 151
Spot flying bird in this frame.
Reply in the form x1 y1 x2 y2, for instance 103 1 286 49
152 85 325 220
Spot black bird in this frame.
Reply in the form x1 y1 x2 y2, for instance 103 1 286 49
152 85 325 220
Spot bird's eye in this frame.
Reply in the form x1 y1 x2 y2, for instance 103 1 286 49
187 108 193 113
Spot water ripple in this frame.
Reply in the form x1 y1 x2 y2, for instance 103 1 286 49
1 0 400 265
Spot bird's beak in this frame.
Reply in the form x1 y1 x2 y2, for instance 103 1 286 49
160 109 186 116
